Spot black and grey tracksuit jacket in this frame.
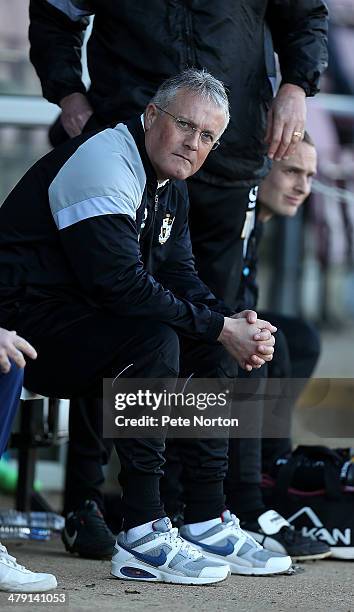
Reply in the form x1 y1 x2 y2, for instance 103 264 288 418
0 118 231 339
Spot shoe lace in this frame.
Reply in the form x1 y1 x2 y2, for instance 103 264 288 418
165 528 202 560
0 544 30 572
228 514 263 550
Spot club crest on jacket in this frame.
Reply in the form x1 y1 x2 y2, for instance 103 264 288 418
159 214 175 244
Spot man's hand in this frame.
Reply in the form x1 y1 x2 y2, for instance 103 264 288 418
265 83 306 161
59 92 94 138
232 309 276 331
231 310 277 369
217 317 276 372
0 328 37 374
232 309 258 323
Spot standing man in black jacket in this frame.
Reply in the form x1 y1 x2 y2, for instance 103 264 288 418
28 0 329 557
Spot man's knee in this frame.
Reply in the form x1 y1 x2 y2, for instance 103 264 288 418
180 339 237 379
203 343 237 379
1 362 24 399
134 321 180 376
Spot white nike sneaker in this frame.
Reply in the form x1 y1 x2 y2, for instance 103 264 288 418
0 543 57 592
111 517 230 585
180 510 292 576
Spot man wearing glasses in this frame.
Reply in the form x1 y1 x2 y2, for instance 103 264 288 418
29 1 328 556
153 106 221 151
0 70 291 583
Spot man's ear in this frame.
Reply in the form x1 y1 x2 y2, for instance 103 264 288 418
144 103 158 131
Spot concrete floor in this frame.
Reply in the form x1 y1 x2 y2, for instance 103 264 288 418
0 537 353 612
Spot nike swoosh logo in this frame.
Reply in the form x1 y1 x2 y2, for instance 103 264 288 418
119 542 167 567
190 538 235 557
64 529 78 548
132 549 167 567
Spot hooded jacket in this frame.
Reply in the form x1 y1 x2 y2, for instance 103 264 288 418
29 0 328 186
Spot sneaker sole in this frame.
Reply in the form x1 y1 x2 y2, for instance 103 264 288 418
1 576 57 593
185 539 292 576
292 550 332 562
196 551 292 576
111 561 230 585
330 547 354 560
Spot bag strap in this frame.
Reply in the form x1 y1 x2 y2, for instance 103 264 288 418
294 445 343 499
323 461 343 499
274 455 302 500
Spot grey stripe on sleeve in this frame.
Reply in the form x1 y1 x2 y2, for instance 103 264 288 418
49 124 146 230
53 195 134 230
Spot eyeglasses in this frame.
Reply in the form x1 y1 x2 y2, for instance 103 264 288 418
155 105 221 150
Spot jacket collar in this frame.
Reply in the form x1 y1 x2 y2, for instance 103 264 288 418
125 116 158 194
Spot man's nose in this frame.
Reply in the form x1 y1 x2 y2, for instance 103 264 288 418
294 176 307 194
184 130 200 150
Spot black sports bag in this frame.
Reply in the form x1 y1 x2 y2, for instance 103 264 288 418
262 445 354 559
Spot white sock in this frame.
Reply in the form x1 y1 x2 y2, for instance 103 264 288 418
126 520 155 543
185 517 222 536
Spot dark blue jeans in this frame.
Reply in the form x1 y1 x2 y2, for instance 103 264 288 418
0 363 23 457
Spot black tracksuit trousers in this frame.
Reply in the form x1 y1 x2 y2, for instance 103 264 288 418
13 300 234 529
62 174 254 516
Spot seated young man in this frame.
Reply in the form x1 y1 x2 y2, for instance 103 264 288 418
245 131 322 471
0 328 57 592
0 69 290 584
225 132 330 561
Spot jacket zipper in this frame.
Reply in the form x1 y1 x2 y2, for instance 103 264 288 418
146 192 159 273
182 1 196 66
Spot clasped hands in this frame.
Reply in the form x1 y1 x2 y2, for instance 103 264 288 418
218 310 276 372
